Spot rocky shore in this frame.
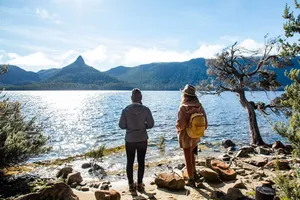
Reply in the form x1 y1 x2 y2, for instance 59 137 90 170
1 140 299 200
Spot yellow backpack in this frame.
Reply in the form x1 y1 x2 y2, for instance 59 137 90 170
186 113 206 138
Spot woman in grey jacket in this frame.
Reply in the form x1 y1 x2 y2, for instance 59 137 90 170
119 88 154 191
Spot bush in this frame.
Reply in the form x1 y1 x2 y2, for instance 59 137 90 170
0 98 49 167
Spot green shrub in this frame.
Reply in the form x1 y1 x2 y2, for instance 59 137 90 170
0 99 49 167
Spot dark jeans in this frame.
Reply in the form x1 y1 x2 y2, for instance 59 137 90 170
125 140 148 184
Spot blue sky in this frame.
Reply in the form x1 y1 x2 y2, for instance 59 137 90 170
0 0 295 72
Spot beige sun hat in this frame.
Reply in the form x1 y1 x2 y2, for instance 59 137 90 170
182 84 197 96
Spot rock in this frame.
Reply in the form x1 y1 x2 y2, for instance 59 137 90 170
196 159 206 166
205 157 214 168
275 148 286 155
255 147 272 155
40 182 79 200
154 173 185 190
222 139 236 148
81 163 91 169
285 145 293 154
81 187 89 191
233 180 247 189
70 182 77 188
56 167 73 179
240 146 255 154
236 169 246 176
236 149 249 158
227 146 236 152
211 160 237 181
197 167 222 183
93 163 103 170
182 169 189 180
99 183 109 190
272 141 285 149
225 188 245 200
177 163 185 170
15 193 40 200
219 154 231 161
95 189 121 200
244 157 268 167
66 172 83 185
210 191 226 200
255 186 276 200
260 181 274 188
265 160 291 170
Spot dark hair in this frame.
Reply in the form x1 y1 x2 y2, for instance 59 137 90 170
131 88 142 103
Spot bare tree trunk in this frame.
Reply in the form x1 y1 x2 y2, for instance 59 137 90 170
237 90 265 145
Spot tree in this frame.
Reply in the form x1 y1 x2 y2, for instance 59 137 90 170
0 65 49 167
199 40 291 145
280 0 300 60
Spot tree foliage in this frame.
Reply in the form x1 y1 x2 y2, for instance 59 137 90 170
0 65 48 167
199 39 291 145
280 1 300 60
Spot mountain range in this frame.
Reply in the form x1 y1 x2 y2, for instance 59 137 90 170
0 56 299 90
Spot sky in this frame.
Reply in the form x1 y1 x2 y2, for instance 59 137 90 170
0 0 296 72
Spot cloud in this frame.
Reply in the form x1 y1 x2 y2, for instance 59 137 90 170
239 38 264 51
82 45 108 67
1 38 271 72
36 8 61 24
122 44 225 66
6 52 60 71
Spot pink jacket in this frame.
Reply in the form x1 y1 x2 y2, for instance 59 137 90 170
176 101 207 149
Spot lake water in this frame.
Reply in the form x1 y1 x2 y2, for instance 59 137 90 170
4 91 286 162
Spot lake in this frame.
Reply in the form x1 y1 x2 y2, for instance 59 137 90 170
4 90 286 162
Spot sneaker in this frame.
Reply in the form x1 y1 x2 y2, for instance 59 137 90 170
137 183 145 191
129 183 135 192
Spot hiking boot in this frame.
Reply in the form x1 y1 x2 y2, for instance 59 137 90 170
186 178 196 187
137 183 145 191
129 183 135 192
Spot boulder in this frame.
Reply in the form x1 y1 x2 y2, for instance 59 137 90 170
265 160 291 170
210 191 226 200
244 157 268 167
81 163 91 169
154 173 185 190
233 180 247 189
95 189 121 200
225 188 245 200
272 141 285 149
240 146 255 154
255 147 272 155
66 172 83 185
285 145 293 154
56 167 73 179
222 139 236 148
236 150 249 158
40 182 79 200
211 160 237 181
197 167 222 183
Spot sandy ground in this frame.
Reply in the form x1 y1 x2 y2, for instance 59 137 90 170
73 177 245 200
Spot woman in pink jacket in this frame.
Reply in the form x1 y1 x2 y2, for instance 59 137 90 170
176 84 208 187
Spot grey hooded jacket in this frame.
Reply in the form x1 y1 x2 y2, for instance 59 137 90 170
119 103 154 142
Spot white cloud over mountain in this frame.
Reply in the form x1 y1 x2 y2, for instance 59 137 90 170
0 38 267 72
